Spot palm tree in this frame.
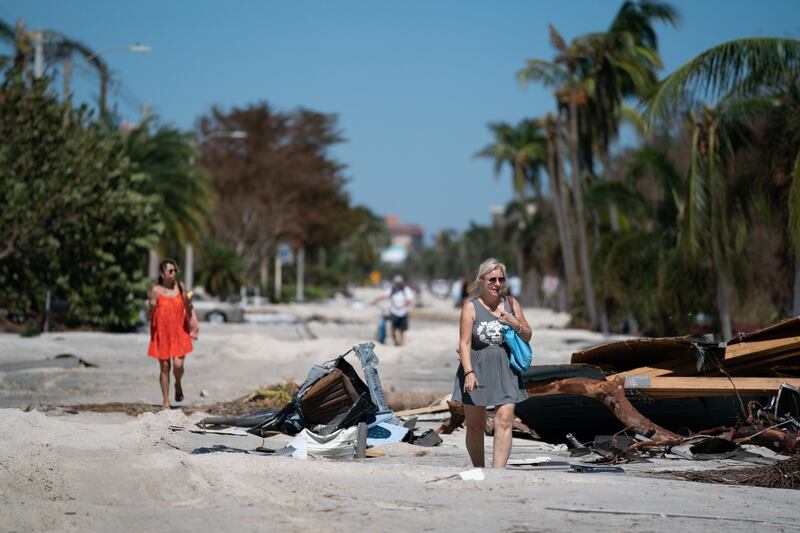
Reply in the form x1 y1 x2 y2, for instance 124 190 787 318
477 121 576 304
540 113 578 292
681 96 776 339
0 18 110 118
43 32 111 120
0 18 14 68
518 26 600 328
575 1 678 230
195 240 244 297
477 120 547 200
645 38 800 123
124 120 213 255
644 37 800 333
590 144 715 335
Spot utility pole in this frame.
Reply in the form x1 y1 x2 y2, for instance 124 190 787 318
33 30 44 79
296 247 305 302
62 54 72 127
274 252 283 301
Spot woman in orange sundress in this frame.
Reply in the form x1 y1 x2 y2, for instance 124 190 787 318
148 259 193 409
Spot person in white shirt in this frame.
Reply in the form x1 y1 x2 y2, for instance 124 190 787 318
371 275 414 346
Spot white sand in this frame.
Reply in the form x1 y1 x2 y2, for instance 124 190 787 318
1 293 796 531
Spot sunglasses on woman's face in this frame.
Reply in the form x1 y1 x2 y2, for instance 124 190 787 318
486 276 505 284
165 268 176 274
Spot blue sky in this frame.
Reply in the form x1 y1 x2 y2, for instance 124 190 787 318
2 1 799 239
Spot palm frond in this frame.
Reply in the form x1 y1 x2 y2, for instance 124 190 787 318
624 144 682 199
619 103 649 137
610 1 680 50
0 17 14 43
789 148 800 250
549 24 567 53
517 59 569 88
680 120 709 259
645 38 800 124
716 93 780 126
583 180 647 216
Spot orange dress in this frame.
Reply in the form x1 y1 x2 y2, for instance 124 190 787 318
148 292 193 360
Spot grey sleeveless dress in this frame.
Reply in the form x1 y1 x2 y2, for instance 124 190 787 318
452 297 528 406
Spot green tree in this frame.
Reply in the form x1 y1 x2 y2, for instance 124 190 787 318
336 206 390 284
194 240 244 298
591 143 713 335
198 103 354 296
644 37 800 335
0 72 159 330
478 119 553 301
518 28 599 327
124 120 212 254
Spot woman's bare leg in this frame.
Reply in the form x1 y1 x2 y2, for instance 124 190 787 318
492 403 515 468
173 356 184 402
464 404 487 467
159 359 171 409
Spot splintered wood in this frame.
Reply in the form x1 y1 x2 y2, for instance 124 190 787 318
577 318 800 398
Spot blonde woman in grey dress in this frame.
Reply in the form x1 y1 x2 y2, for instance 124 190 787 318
453 258 532 468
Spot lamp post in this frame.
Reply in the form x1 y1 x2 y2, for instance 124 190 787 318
184 130 248 291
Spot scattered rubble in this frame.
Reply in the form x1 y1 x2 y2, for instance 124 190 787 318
198 343 438 459
437 318 800 467
660 455 800 490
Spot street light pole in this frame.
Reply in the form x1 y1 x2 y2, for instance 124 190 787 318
33 30 44 78
184 130 247 291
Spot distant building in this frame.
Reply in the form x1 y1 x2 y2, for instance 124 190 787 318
380 215 424 264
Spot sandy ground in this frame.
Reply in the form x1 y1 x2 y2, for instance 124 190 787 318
1 290 798 532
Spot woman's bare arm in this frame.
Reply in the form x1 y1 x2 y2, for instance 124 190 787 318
458 301 475 367
147 286 159 320
510 296 532 343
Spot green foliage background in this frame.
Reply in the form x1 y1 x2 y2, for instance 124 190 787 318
0 74 160 330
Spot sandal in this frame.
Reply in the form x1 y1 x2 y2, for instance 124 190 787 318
175 384 184 403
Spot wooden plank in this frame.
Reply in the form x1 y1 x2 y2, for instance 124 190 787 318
627 376 800 397
607 367 675 379
724 351 800 373
724 336 800 360
394 402 449 417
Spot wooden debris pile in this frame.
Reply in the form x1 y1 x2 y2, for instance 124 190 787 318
543 318 800 453
438 318 800 456
572 317 800 398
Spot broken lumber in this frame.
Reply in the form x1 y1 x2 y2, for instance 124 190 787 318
625 376 800 398
724 336 800 360
607 366 675 379
394 402 450 418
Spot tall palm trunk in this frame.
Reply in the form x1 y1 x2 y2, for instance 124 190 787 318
716 270 732 342
545 119 578 293
794 253 800 317
567 95 599 329
713 242 733 341
599 150 621 232
600 147 640 333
